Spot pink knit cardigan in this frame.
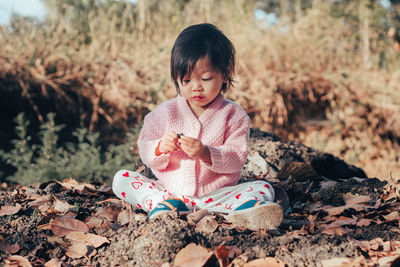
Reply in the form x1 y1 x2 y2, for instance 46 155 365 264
138 94 250 197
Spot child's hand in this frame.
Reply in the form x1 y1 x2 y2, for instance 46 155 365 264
179 136 211 164
159 132 180 154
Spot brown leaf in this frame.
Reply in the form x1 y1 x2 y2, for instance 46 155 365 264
52 197 73 213
61 178 95 191
86 216 105 229
187 209 210 225
320 257 352 267
37 214 58 230
65 231 109 248
0 203 21 216
94 207 120 222
215 243 229 267
356 219 372 227
117 209 135 225
4 255 32 267
65 242 88 259
28 195 52 207
173 243 213 267
51 217 89 237
342 193 371 205
244 257 286 267
44 258 63 267
383 211 399 222
321 226 347 236
195 215 219 233
0 241 20 254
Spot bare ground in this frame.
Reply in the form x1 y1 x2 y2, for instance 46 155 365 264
1 129 400 267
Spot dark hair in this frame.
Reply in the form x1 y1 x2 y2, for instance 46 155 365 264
170 23 235 93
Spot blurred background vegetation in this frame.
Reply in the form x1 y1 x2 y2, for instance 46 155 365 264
0 0 399 185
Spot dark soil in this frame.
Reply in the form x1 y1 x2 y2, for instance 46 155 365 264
1 129 399 266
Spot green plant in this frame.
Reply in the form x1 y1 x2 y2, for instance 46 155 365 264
0 113 139 185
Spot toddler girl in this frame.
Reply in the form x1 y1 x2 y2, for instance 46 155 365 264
112 23 283 230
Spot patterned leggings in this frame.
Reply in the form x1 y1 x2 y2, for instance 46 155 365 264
112 170 275 214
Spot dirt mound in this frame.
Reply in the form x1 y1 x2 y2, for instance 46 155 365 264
1 130 399 266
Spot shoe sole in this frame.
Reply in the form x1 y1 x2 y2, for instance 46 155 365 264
226 203 284 231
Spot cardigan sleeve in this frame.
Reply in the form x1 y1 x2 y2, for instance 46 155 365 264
202 113 250 174
137 106 170 171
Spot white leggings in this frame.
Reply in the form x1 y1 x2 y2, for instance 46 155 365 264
112 170 275 214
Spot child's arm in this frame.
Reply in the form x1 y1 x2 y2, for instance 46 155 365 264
203 114 250 174
138 107 172 171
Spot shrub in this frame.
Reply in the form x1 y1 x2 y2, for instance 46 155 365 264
0 113 139 185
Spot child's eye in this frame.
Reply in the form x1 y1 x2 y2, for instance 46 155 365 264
183 80 190 83
202 77 213 81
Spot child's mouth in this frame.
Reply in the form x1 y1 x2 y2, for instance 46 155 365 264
193 96 204 101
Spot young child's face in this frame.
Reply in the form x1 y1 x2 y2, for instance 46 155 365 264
179 56 226 116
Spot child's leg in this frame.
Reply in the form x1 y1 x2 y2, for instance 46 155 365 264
196 180 275 213
112 170 171 212
197 180 283 230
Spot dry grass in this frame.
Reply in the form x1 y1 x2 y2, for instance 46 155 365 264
0 0 399 180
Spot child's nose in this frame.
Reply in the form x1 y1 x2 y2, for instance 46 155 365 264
192 81 203 91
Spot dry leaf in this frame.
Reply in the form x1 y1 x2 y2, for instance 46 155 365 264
383 211 399 222
53 197 73 213
44 258 63 267
356 219 372 227
61 178 95 191
321 226 347 236
51 217 89 237
0 241 20 254
320 257 352 267
342 193 371 205
94 207 120 222
195 216 219 233
65 231 109 248
215 244 229 267
117 208 136 225
173 243 213 267
4 255 32 267
65 242 88 259
187 209 210 225
28 195 52 207
244 257 286 267
86 216 105 229
0 203 21 216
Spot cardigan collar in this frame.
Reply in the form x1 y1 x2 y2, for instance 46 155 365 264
177 94 225 124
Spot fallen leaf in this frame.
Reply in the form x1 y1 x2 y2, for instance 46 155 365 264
51 217 89 237
356 219 372 227
65 242 88 259
37 214 58 230
65 231 109 248
44 258 63 267
321 226 347 236
342 193 371 205
320 257 352 267
53 197 73 213
28 195 52 207
118 209 136 225
195 215 219 233
0 203 21 216
215 243 229 267
187 209 210 225
4 255 32 267
383 211 399 222
86 216 105 229
94 207 120 222
244 257 285 267
0 241 20 253
61 178 95 191
173 243 213 267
